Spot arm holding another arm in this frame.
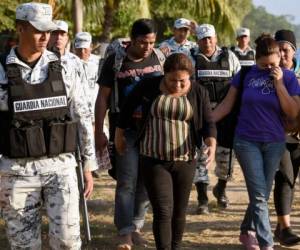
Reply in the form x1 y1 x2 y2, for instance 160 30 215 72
199 87 217 167
211 86 239 122
115 81 148 154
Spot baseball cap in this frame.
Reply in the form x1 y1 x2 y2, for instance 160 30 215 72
16 2 57 32
53 20 68 33
236 27 250 38
275 29 297 51
196 24 216 40
74 32 92 49
174 18 191 29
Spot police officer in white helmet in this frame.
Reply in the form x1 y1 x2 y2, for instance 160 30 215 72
0 2 97 249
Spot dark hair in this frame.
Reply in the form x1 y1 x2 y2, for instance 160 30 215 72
275 29 297 51
130 19 157 39
163 53 194 75
255 33 279 59
15 20 30 28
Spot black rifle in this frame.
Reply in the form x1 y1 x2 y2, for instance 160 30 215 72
75 145 92 245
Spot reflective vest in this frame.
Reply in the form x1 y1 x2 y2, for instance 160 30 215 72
195 48 231 103
0 60 77 158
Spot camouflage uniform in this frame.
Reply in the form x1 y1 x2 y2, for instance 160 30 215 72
159 37 197 60
194 46 241 184
0 48 97 249
81 54 101 122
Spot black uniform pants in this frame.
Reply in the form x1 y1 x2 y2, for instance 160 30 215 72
274 143 300 216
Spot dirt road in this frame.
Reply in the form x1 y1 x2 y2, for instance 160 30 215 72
1 161 300 249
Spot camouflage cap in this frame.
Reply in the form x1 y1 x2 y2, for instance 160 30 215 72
74 32 92 48
236 27 250 38
174 18 191 29
16 2 57 32
196 24 216 40
53 20 68 33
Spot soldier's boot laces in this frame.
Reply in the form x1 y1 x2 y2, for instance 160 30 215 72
196 183 209 215
213 180 229 209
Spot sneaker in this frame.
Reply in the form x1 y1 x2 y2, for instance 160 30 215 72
196 203 209 215
239 231 260 250
132 231 148 247
213 184 229 208
116 234 133 250
274 225 300 246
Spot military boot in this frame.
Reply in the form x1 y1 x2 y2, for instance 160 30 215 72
195 182 209 214
213 179 229 208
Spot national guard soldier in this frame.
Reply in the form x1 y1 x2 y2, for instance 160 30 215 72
231 27 256 67
193 24 240 214
74 32 109 178
74 32 102 124
48 20 88 92
0 2 97 249
159 18 197 59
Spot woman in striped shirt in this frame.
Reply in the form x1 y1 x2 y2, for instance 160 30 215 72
115 53 216 250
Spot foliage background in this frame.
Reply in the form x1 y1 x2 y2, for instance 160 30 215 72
0 0 300 47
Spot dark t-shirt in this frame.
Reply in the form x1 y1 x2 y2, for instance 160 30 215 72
98 50 163 129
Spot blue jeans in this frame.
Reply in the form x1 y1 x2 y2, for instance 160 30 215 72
233 136 285 247
114 129 149 235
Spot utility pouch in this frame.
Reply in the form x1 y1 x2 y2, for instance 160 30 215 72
9 127 28 158
26 125 46 157
64 120 77 152
48 122 65 156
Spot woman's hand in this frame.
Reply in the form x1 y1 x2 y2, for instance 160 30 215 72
204 137 217 168
114 127 127 155
270 66 283 82
204 145 216 168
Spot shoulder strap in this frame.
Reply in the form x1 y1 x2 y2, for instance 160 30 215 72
153 48 166 70
239 66 251 90
111 48 127 113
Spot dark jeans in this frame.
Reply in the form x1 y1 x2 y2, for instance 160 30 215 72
140 156 196 250
114 129 149 235
274 143 300 216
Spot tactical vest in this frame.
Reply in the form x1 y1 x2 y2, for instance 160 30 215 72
231 47 255 66
0 59 77 158
195 48 231 103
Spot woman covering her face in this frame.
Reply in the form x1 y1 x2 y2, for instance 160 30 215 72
212 34 300 250
114 53 217 250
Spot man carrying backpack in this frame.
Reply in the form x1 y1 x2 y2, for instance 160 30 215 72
95 19 165 250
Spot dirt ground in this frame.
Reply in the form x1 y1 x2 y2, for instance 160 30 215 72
1 160 300 250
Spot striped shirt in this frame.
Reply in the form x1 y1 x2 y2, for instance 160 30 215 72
140 94 194 161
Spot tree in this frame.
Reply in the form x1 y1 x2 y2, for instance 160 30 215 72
0 0 19 32
243 6 293 43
